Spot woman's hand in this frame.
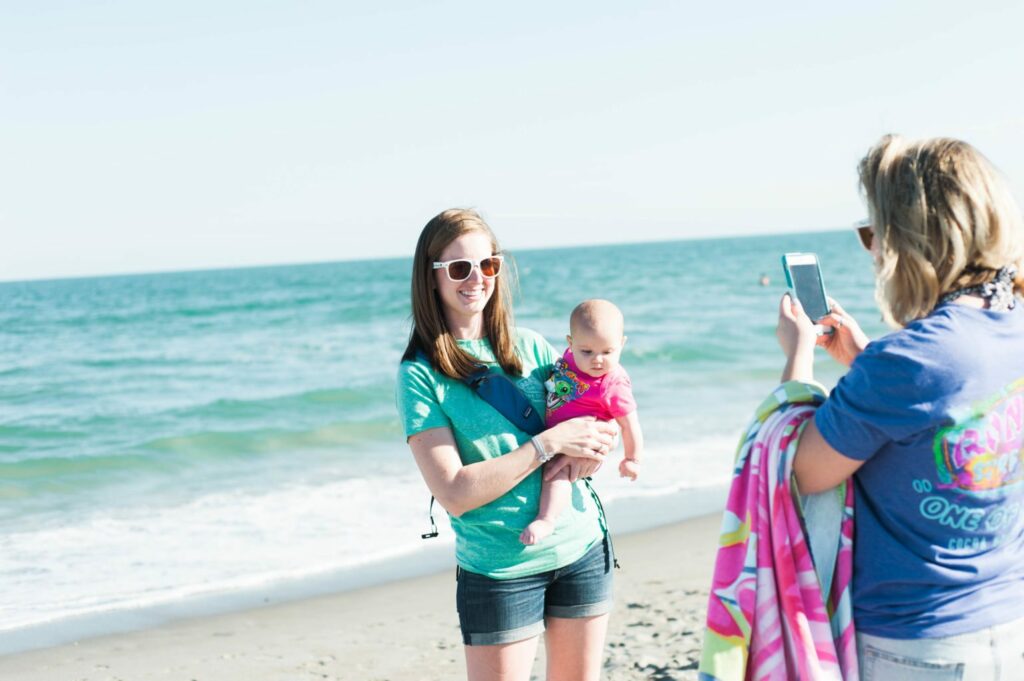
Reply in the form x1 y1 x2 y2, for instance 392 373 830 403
777 294 817 382
544 455 603 482
815 298 870 367
536 417 616 481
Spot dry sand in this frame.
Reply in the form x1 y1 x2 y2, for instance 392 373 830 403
0 513 721 681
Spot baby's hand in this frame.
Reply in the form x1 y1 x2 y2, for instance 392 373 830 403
619 459 640 481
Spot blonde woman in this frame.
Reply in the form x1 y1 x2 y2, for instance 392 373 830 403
397 209 618 681
776 136 1024 679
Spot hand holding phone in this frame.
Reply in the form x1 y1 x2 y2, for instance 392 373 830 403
781 252 832 335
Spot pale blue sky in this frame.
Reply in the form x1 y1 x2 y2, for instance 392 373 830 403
3 1 1023 281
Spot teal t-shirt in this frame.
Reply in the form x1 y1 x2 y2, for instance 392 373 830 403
396 328 604 579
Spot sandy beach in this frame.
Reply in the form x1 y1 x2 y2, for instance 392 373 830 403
0 513 720 681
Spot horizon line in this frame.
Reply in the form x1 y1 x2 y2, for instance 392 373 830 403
1 226 848 286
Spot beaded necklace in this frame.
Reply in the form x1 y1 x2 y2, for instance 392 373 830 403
938 265 1018 311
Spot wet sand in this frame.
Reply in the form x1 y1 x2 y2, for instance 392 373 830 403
0 513 721 681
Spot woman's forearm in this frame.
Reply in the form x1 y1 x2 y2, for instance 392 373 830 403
781 344 815 383
426 420 611 517
444 441 544 517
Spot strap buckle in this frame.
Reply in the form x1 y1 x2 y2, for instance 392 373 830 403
421 496 439 539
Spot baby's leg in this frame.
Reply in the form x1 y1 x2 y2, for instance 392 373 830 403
519 463 572 545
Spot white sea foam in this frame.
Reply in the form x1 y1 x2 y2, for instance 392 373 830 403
0 436 734 655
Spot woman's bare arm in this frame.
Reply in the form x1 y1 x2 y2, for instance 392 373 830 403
793 419 865 495
408 418 616 517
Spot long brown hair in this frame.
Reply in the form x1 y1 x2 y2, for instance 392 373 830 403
859 135 1024 326
401 208 523 379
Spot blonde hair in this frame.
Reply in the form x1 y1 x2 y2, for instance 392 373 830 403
858 135 1024 327
401 208 523 379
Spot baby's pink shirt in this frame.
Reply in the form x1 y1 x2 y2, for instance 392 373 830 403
544 348 637 426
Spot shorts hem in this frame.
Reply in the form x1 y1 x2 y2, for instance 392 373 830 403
463 620 546 646
546 598 614 619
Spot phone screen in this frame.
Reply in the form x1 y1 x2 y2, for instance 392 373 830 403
786 259 830 321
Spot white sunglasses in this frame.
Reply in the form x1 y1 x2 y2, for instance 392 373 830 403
432 255 504 282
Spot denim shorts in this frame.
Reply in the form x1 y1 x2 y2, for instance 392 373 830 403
455 537 614 646
857 616 1024 681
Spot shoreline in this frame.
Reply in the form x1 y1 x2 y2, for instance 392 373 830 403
0 511 723 680
1 483 728 658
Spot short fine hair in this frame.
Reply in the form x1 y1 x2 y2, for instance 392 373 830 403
569 299 624 337
401 208 523 379
859 135 1024 326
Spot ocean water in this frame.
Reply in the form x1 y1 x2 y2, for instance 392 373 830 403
0 231 885 653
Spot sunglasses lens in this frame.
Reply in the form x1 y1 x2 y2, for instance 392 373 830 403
447 260 473 280
480 257 502 278
857 226 873 250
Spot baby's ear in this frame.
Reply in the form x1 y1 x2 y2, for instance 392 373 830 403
622 335 628 346
565 334 573 346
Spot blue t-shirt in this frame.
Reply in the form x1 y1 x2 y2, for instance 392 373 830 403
816 302 1024 639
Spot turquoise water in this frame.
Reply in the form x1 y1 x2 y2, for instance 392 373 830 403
0 230 884 651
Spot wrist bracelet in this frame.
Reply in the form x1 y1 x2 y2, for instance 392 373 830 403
531 435 554 464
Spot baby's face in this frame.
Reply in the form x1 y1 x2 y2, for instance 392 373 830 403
567 324 625 378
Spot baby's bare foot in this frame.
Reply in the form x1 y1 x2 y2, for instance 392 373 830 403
519 519 555 545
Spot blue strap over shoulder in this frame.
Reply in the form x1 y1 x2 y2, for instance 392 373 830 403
464 365 546 436
414 349 546 436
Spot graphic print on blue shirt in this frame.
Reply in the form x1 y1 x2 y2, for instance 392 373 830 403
544 358 590 414
922 378 1024 551
935 377 1024 494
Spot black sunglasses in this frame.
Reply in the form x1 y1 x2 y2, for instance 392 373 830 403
854 220 873 251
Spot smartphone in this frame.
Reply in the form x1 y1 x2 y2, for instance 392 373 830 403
781 252 832 332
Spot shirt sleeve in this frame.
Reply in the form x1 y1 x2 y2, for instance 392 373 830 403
538 335 559 369
517 327 559 387
814 341 934 461
605 370 638 419
396 360 451 438
519 327 559 371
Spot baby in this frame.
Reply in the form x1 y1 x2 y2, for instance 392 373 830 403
520 299 644 545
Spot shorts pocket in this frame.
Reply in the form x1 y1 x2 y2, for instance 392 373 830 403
862 643 964 681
